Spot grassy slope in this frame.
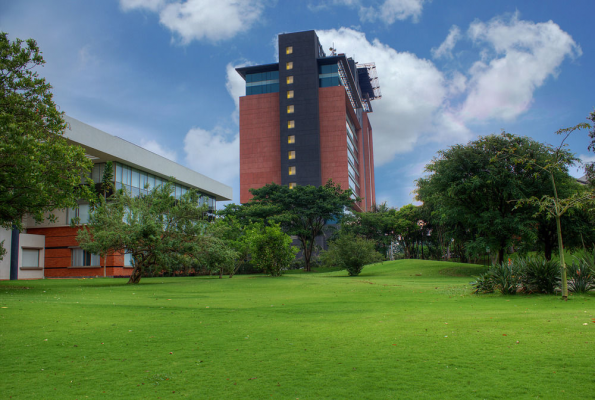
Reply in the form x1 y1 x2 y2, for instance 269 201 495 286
1 260 593 399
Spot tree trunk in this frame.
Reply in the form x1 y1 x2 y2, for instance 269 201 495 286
127 264 142 284
544 240 553 261
219 268 223 279
556 214 568 301
302 237 312 272
497 248 505 266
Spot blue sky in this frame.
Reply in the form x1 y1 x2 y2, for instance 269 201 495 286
2 0 594 208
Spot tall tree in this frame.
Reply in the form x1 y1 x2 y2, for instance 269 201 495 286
416 133 576 265
77 182 213 284
0 32 93 254
226 180 355 272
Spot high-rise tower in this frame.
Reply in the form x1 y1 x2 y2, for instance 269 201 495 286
236 30 381 211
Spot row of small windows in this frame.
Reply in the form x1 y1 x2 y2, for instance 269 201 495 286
70 248 134 267
114 162 216 208
245 71 280 95
244 74 293 96
319 64 340 88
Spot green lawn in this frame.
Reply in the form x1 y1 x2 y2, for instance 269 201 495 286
1 260 593 399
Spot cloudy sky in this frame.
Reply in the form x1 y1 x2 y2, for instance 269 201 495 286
2 0 593 208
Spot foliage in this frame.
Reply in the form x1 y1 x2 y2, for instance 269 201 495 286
520 257 561 294
417 133 579 266
584 109 595 184
511 123 594 300
208 216 251 278
247 223 297 276
320 233 383 276
568 250 595 293
0 32 93 253
471 272 495 294
77 182 215 284
488 262 523 295
223 180 355 272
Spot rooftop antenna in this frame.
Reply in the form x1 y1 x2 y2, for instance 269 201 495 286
329 43 336 56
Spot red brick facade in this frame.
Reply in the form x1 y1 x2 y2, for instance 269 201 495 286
239 92 281 203
238 86 376 211
26 226 131 278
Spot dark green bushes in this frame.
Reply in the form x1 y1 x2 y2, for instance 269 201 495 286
320 233 383 276
472 255 594 295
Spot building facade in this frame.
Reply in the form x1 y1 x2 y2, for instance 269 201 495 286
0 116 232 280
236 30 380 211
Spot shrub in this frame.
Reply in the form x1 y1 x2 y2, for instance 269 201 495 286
247 223 297 276
320 233 383 276
489 262 523 294
471 272 495 294
568 257 595 293
521 257 560 294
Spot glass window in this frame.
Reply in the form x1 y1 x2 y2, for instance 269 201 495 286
122 165 131 185
131 169 139 188
288 135 295 144
140 171 148 190
115 163 122 184
286 62 293 70
289 166 296 175
22 249 40 268
286 76 293 84
286 46 293 54
287 105 294 114
288 151 295 160
287 90 294 99
71 248 100 267
289 183 296 189
124 252 134 267
288 120 295 129
147 174 155 190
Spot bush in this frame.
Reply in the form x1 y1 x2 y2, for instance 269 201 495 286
489 262 523 295
521 257 560 294
471 272 495 294
320 233 383 276
247 223 297 276
568 256 595 293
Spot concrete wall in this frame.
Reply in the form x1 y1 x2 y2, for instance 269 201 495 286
0 227 12 280
17 233 45 280
24 209 69 229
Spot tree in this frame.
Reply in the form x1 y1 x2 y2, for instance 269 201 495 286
416 133 576 265
585 110 595 183
0 32 93 255
77 182 213 284
320 233 383 276
208 216 250 278
512 123 594 300
247 223 297 276
227 180 355 272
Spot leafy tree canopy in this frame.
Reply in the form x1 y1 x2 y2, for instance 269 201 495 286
77 182 216 284
0 32 93 235
416 133 577 265
223 180 355 272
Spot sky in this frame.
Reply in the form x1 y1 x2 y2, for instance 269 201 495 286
2 0 594 208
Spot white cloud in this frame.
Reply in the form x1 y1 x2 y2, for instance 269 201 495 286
120 0 166 12
183 127 239 188
140 139 178 162
360 0 426 24
459 13 581 122
225 62 249 123
119 0 265 43
316 28 456 165
432 25 461 59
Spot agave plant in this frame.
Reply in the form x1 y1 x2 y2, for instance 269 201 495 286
568 258 595 293
521 257 560 294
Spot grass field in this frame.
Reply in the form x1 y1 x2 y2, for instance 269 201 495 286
1 260 594 399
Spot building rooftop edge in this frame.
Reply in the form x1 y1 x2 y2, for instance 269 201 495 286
63 115 233 201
